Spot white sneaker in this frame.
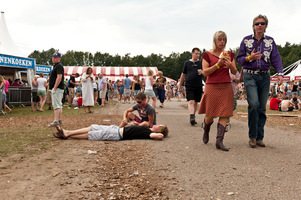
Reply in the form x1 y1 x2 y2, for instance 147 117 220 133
48 121 59 127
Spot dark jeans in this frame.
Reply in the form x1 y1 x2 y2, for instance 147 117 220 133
157 89 165 104
244 72 270 141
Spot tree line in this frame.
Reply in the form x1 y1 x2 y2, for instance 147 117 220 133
28 42 301 81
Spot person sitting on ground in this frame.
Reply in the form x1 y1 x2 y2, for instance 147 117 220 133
280 96 295 111
52 124 168 141
119 92 156 128
269 94 281 111
291 97 301 110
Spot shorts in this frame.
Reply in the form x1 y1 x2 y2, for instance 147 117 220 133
46 90 52 104
52 88 64 109
134 90 141 96
31 91 39 102
99 90 106 99
68 88 75 99
144 90 156 98
124 88 131 97
88 125 121 141
186 87 203 102
37 90 46 96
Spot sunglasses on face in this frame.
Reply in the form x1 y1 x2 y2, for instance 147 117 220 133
254 22 267 26
136 101 142 104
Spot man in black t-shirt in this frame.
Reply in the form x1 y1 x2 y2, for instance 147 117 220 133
52 124 168 141
68 73 79 106
48 52 65 127
179 47 203 126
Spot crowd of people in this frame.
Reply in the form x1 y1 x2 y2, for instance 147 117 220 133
3 14 301 151
269 81 301 111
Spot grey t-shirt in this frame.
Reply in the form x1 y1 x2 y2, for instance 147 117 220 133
132 103 156 125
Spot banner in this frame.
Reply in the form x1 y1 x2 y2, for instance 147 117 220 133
36 65 52 74
0 54 35 69
270 76 290 82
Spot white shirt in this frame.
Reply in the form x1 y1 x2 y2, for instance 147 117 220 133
145 76 153 90
37 77 47 91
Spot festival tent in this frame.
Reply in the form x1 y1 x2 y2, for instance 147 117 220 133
271 60 301 82
0 11 35 85
64 66 177 83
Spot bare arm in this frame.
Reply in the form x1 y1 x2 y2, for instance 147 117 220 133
123 108 134 119
150 133 164 140
32 79 38 87
148 115 154 126
179 73 186 89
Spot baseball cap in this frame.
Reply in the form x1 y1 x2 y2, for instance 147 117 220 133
52 52 62 58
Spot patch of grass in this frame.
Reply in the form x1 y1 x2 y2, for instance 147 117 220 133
235 105 300 115
0 126 59 157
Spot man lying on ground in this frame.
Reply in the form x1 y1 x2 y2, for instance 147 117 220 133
119 92 156 128
53 124 168 141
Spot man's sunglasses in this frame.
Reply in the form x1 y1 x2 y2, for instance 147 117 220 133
254 22 267 26
136 101 142 104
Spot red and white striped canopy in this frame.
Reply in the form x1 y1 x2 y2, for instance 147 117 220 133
64 66 159 81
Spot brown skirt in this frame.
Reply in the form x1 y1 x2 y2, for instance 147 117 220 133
198 83 233 118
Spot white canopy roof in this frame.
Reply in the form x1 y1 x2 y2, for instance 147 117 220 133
285 60 301 80
0 11 25 57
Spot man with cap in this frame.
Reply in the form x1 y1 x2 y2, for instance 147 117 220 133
48 51 65 127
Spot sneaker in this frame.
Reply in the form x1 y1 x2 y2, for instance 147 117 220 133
249 139 257 148
58 120 62 126
190 115 196 126
48 121 60 127
256 140 266 147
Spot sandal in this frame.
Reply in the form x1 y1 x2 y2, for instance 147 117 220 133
56 126 67 139
53 132 64 139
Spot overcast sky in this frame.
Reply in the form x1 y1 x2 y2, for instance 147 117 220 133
1 0 300 57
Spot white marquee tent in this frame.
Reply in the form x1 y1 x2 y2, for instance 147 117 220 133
0 11 35 85
271 60 301 82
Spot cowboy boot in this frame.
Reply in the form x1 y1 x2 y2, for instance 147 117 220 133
202 120 213 144
216 123 229 151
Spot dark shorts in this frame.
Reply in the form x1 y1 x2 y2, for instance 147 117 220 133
31 91 39 102
186 87 203 102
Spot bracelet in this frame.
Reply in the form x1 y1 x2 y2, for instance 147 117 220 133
247 55 251 61
215 63 220 69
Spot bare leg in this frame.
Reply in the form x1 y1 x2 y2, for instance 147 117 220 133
218 117 228 127
152 96 156 108
68 133 89 139
54 108 62 121
63 126 92 138
188 100 197 115
205 116 214 124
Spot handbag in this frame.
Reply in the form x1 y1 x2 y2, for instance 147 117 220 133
239 37 264 82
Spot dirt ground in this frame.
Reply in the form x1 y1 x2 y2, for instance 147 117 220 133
0 100 300 199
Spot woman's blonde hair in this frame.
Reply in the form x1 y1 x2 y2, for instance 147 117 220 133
147 70 154 76
212 31 227 52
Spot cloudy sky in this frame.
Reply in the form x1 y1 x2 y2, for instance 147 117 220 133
1 0 300 57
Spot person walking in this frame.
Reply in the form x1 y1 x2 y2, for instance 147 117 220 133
179 47 203 125
97 73 107 106
82 67 95 113
0 75 12 114
123 74 132 104
198 31 237 151
144 70 157 108
68 73 79 107
48 52 65 127
37 73 47 111
156 71 166 108
236 14 283 148
31 75 40 111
